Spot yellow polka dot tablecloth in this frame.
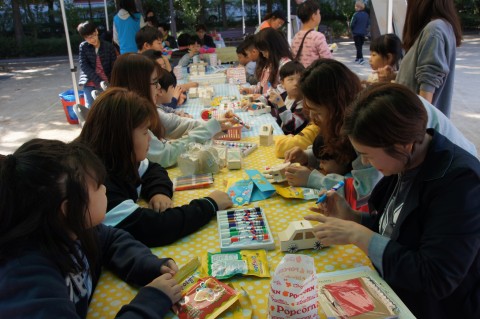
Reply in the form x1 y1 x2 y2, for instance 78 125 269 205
87 136 373 319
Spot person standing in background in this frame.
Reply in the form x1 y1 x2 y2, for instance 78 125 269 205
396 0 462 118
291 0 332 68
195 24 216 48
350 1 369 65
113 0 145 54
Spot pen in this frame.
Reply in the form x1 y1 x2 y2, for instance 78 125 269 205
316 181 345 204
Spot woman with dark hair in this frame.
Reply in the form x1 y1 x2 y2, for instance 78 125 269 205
113 0 145 53
284 59 380 206
110 53 227 168
255 9 287 33
0 139 182 317
305 83 480 318
396 0 462 117
242 28 293 95
77 88 232 247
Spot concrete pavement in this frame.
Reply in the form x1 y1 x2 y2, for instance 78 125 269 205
1 35 479 155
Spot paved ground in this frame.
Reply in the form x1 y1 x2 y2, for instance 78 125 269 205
1 35 479 155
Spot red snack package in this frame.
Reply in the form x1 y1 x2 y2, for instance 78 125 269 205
177 277 240 319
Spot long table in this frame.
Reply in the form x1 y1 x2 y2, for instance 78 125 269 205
86 136 373 319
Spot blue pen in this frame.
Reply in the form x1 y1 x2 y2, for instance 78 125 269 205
316 181 345 204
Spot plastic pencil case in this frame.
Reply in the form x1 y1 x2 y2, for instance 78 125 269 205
215 126 242 141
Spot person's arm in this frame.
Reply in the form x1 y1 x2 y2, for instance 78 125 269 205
314 32 333 59
414 26 451 101
178 53 191 67
140 161 173 200
274 124 320 158
278 100 308 135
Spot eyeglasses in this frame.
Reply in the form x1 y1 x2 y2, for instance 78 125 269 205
84 31 98 40
150 80 160 89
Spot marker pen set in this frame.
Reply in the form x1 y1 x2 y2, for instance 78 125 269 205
217 207 275 252
212 140 257 157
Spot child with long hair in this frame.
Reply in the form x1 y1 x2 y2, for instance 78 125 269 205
305 83 480 318
0 139 181 317
366 33 403 83
77 88 232 247
241 28 293 95
110 53 227 168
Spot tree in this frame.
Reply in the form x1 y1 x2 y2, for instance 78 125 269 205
11 0 25 45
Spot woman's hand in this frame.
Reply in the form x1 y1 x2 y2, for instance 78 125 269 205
149 194 173 212
304 214 374 253
285 165 312 187
147 273 182 304
284 146 308 165
307 191 359 222
207 190 233 210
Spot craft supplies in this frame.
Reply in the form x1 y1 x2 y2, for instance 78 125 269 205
204 250 270 280
173 173 214 191
217 207 275 252
212 140 257 157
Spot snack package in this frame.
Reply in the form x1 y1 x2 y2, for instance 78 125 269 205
177 277 240 319
268 254 318 319
176 258 240 319
204 250 270 280
275 186 322 200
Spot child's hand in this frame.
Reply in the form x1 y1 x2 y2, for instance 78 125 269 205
177 93 187 106
268 91 285 106
239 87 252 95
147 273 182 304
217 118 233 131
207 190 233 210
376 65 397 82
149 194 173 212
284 146 308 165
285 165 312 187
175 110 192 118
173 86 183 99
160 259 179 276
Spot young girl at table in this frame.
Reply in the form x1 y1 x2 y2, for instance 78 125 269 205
305 83 480 318
0 139 182 317
77 88 233 247
268 60 308 135
366 33 403 84
110 53 228 168
241 28 293 95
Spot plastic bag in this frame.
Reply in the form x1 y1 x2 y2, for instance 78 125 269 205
204 250 270 280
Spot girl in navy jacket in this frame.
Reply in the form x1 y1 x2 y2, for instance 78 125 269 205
0 139 181 318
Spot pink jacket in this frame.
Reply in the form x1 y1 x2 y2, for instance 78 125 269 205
291 30 332 68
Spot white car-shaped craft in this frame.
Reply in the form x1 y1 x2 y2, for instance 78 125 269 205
278 220 325 253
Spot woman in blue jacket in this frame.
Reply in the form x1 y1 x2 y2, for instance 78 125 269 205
306 83 480 318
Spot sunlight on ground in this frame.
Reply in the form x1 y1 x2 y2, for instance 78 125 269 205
457 111 480 120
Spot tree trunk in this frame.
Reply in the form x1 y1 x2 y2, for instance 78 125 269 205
221 0 227 28
12 0 25 45
47 0 55 25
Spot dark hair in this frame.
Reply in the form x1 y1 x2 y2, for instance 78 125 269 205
263 10 287 23
110 53 164 138
343 83 428 162
187 35 201 46
177 33 191 47
135 26 161 50
403 0 462 51
117 0 139 20
297 0 320 24
279 60 305 80
195 24 207 32
158 22 170 32
77 21 97 37
237 35 254 55
141 50 176 89
369 33 403 69
312 134 354 170
300 59 361 163
0 139 105 275
78 88 157 183
254 28 293 86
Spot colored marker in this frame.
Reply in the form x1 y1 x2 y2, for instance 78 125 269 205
220 220 265 229
222 234 269 245
316 181 345 204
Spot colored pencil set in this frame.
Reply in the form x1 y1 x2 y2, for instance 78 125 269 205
173 173 214 191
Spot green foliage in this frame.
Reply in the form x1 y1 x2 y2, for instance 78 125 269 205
328 19 348 38
0 34 82 58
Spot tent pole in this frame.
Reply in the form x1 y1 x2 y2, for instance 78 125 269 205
104 0 110 31
287 0 291 44
257 0 261 26
242 0 245 36
169 0 177 38
387 0 393 33
59 0 80 104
